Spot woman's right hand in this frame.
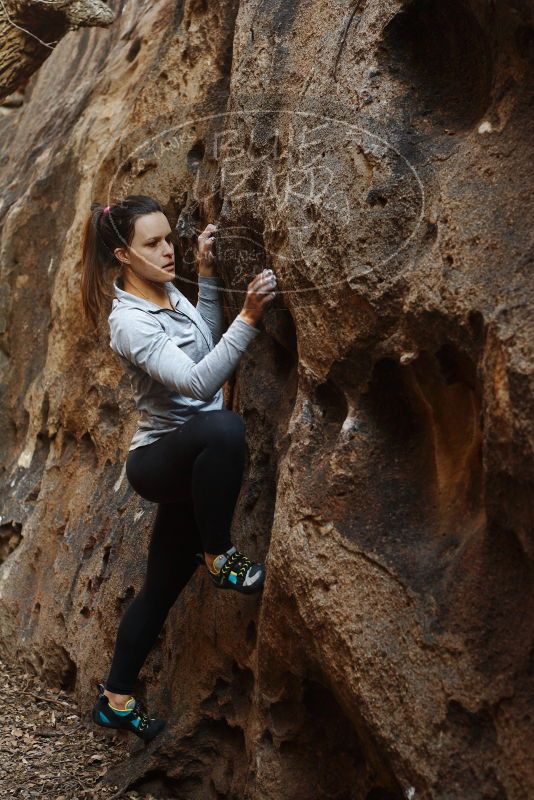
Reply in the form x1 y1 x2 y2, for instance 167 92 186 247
238 269 277 327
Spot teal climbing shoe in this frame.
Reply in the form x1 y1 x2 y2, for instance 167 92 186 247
91 683 166 743
206 545 265 594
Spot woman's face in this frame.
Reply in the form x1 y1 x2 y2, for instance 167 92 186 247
115 211 176 283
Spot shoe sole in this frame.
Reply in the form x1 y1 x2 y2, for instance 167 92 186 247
91 710 166 743
92 719 166 743
208 574 265 594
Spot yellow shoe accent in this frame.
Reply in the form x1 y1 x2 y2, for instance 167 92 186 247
108 697 134 711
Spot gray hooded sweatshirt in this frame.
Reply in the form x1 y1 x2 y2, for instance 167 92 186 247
108 274 261 450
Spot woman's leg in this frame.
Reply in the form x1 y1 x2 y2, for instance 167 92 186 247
104 497 202 695
104 410 247 695
190 413 246 555
126 409 247 555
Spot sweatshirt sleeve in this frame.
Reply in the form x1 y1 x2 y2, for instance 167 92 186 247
196 275 225 345
110 309 260 401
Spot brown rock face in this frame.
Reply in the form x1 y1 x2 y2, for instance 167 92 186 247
0 0 116 101
0 0 533 798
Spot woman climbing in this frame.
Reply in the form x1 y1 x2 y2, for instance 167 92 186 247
80 194 277 743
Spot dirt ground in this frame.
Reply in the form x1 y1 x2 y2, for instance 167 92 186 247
0 657 154 799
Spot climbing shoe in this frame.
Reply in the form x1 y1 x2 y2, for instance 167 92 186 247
91 683 166 743
205 544 265 594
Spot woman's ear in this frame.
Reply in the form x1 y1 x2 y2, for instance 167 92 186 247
114 246 129 266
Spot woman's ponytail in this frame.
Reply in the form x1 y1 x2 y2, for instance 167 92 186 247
80 202 116 331
80 195 164 330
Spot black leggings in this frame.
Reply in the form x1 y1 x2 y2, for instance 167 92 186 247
104 409 247 694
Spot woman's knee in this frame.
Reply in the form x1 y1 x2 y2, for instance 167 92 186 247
206 410 246 449
125 455 146 498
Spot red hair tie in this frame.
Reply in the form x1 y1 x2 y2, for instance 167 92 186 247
103 206 110 215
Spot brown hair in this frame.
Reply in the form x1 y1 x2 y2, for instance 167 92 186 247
80 194 164 329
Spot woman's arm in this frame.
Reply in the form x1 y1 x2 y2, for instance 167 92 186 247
194 223 225 343
196 275 225 345
109 308 260 402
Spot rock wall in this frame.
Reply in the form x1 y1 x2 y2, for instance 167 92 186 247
0 0 533 798
0 0 115 100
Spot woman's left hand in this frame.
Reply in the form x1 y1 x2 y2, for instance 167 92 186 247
197 223 218 276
